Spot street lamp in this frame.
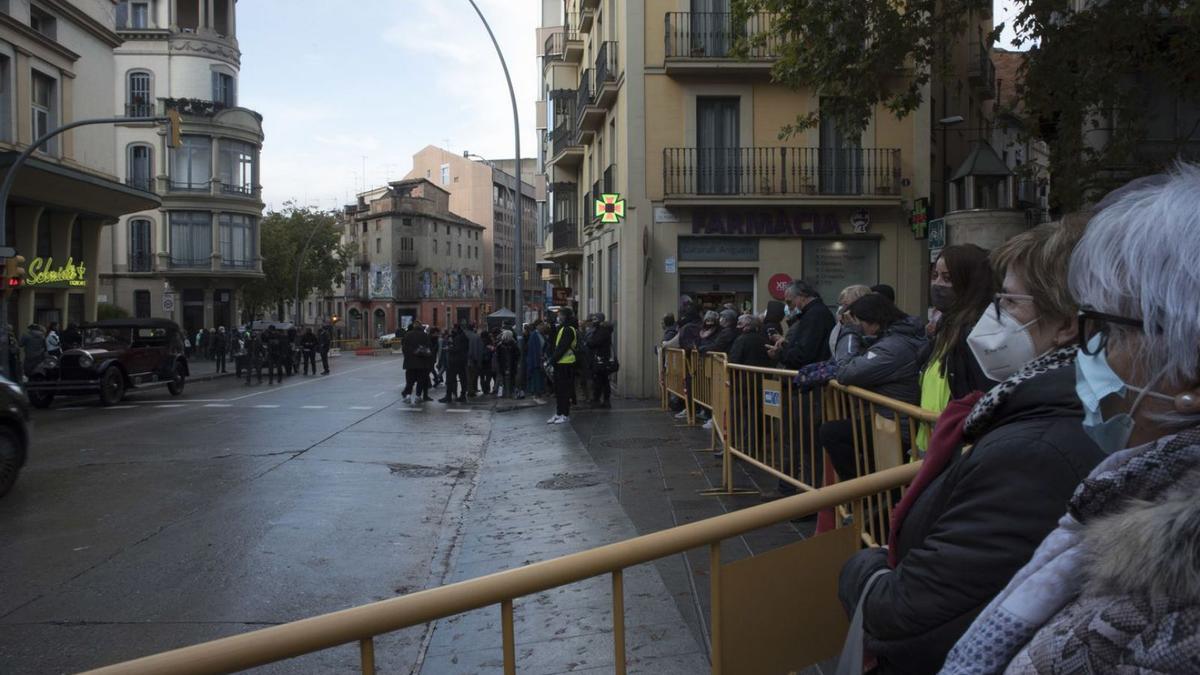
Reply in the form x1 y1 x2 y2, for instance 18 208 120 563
293 216 327 327
465 0 523 325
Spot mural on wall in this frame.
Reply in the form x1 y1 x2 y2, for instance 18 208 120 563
370 264 394 299
419 269 486 299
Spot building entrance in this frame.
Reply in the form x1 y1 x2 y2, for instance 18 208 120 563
680 272 755 314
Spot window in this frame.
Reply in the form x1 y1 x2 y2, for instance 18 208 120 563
403 217 412 228
117 1 151 29
218 140 254 194
212 72 236 107
818 97 863 195
0 55 10 142
213 0 230 35
30 6 56 39
129 219 152 272
432 239 437 254
134 290 151 318
36 212 51 258
457 243 462 257
219 214 254 267
696 97 740 194
126 71 152 117
170 136 212 190
31 71 55 153
127 144 153 191
169 211 212 267
375 238 381 254
608 243 619 322
445 241 450 254
440 163 450 185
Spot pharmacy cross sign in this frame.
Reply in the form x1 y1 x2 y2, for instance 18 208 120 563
594 193 626 224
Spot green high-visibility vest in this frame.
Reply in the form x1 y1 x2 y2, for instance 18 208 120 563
555 326 577 364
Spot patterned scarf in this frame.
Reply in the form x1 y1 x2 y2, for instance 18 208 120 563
939 425 1200 674
963 346 1078 441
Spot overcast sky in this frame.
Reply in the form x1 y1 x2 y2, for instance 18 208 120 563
239 1 1025 212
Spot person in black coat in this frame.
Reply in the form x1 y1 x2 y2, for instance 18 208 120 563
728 314 773 455
586 313 614 408
401 321 434 403
495 331 521 398
263 326 287 385
837 221 1105 675
317 326 331 375
700 309 739 356
438 324 470 403
299 328 318 376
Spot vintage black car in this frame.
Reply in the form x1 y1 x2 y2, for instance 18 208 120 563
0 370 31 498
25 318 190 408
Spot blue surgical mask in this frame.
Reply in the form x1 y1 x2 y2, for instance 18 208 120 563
1075 335 1172 454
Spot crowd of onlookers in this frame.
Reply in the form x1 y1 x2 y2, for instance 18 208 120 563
662 165 1200 673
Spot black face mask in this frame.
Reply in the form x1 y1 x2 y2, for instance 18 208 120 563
930 285 956 312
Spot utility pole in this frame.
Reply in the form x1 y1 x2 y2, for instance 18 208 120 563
466 0 523 323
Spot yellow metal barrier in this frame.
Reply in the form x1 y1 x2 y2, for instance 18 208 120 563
661 347 694 423
85 463 921 675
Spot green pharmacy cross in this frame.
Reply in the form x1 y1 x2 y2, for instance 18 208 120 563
594 193 626 224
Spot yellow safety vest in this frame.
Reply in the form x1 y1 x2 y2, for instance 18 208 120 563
555 326 577 364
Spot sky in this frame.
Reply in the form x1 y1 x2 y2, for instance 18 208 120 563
239 1 1026 212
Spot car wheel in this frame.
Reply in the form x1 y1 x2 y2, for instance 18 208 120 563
99 368 125 406
0 429 23 498
167 372 186 396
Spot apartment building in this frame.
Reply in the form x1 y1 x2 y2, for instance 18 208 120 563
98 0 265 333
406 146 540 320
536 1 1009 397
0 0 160 329
340 178 487 341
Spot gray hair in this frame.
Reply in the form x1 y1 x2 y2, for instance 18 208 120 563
703 310 719 323
739 314 761 331
1069 163 1200 420
787 279 820 301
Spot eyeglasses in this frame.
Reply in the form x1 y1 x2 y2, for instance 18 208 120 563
1077 305 1149 356
989 292 1036 319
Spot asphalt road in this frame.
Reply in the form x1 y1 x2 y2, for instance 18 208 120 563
0 355 710 674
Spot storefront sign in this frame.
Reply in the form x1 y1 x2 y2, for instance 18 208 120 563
552 287 572 305
928 217 946 249
910 198 930 239
803 240 880 304
762 379 782 419
26 257 87 288
691 210 840 237
768 273 793 300
678 237 759 262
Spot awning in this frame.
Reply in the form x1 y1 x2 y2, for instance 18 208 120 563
0 152 161 219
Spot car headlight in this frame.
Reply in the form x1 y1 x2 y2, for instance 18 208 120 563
44 356 58 369
78 353 94 369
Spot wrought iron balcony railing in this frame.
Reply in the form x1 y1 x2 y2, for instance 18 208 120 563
595 41 619 87
552 218 578 251
665 12 779 59
663 147 902 197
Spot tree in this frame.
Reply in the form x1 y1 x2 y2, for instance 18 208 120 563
241 203 348 322
731 0 1200 212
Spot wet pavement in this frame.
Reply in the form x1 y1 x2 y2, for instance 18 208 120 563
3 355 792 674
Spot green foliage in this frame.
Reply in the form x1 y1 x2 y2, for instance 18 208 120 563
97 303 130 321
241 203 349 320
732 0 1200 212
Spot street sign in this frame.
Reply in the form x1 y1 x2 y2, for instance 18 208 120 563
664 257 676 274
162 293 176 312
0 247 15 258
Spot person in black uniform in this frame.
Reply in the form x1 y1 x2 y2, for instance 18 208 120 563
300 328 318 375
317 326 332 375
285 326 298 376
265 326 286 385
586 313 614 408
245 330 264 385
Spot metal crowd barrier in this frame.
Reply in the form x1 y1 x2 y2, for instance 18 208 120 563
660 347 693 423
85 463 921 675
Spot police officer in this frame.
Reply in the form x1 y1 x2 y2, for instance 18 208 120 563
245 330 264 385
317 326 332 375
300 327 318 375
266 326 288 385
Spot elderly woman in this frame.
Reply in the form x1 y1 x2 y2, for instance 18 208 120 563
943 166 1200 673
837 219 1107 675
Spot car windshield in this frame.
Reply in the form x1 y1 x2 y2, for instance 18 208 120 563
83 327 131 347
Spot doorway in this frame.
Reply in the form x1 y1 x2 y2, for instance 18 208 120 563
680 272 755 314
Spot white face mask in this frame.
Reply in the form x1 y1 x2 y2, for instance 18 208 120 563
967 305 1041 382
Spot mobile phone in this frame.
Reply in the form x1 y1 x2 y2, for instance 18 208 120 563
766 327 778 337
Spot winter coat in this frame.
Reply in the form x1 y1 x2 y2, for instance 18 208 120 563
212 332 229 354
835 316 926 406
700 326 738 355
317 331 331 353
917 317 993 400
524 331 544 372
465 330 483 366
587 323 613 361
401 329 435 370
496 341 520 376
728 331 772 368
837 366 1105 675
447 331 470 370
779 301 836 369
661 325 678 345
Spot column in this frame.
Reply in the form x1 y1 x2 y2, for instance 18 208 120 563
49 211 76 323
14 207 42 331
210 135 220 196
203 287 214 329
80 217 102 322
228 0 236 38
211 209 222 270
205 0 214 31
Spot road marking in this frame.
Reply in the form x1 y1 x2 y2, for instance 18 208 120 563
302 405 327 409
57 407 88 411
204 404 233 408
105 405 136 410
141 399 228 403
254 405 280 409
350 406 374 410
155 404 185 409
373 391 387 398
445 409 472 414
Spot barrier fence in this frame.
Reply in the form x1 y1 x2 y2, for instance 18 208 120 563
88 348 939 675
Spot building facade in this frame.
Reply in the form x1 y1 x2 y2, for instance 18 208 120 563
99 0 265 333
0 0 160 329
340 178 487 341
536 1 1009 397
406 146 540 320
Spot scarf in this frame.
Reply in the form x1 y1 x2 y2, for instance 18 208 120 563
939 425 1200 674
887 347 1078 567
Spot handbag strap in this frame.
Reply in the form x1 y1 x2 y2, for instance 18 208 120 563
835 568 891 675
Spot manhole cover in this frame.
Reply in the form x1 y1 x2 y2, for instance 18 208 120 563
536 473 603 490
387 463 451 478
600 437 679 450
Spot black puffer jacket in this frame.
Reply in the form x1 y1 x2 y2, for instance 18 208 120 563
401 329 434 370
779 301 836 369
837 367 1105 675
728 330 772 367
836 316 926 406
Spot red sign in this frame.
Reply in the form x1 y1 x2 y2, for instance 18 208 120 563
768 273 793 300
552 287 572 305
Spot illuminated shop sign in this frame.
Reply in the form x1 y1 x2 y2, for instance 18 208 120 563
26 257 87 288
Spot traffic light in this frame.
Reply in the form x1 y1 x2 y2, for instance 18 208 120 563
3 255 25 298
166 109 182 149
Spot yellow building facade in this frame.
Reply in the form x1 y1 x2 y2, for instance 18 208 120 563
538 1 997 398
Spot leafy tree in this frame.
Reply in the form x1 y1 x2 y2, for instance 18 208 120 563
241 203 348 322
732 0 1200 212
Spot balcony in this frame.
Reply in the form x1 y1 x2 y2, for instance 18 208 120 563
549 120 584 168
594 41 620 108
168 179 211 194
221 258 257 271
220 182 255 198
396 250 417 266
169 256 212 270
662 147 902 204
579 0 598 33
968 42 996 100
124 176 155 192
664 12 777 76
549 219 581 262
577 69 603 138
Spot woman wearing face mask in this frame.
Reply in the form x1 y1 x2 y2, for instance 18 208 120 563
837 220 1105 675
944 166 1200 674
915 245 996 452
829 284 874 356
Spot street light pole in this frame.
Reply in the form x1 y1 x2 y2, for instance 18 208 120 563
465 0 523 323
292 216 326 327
